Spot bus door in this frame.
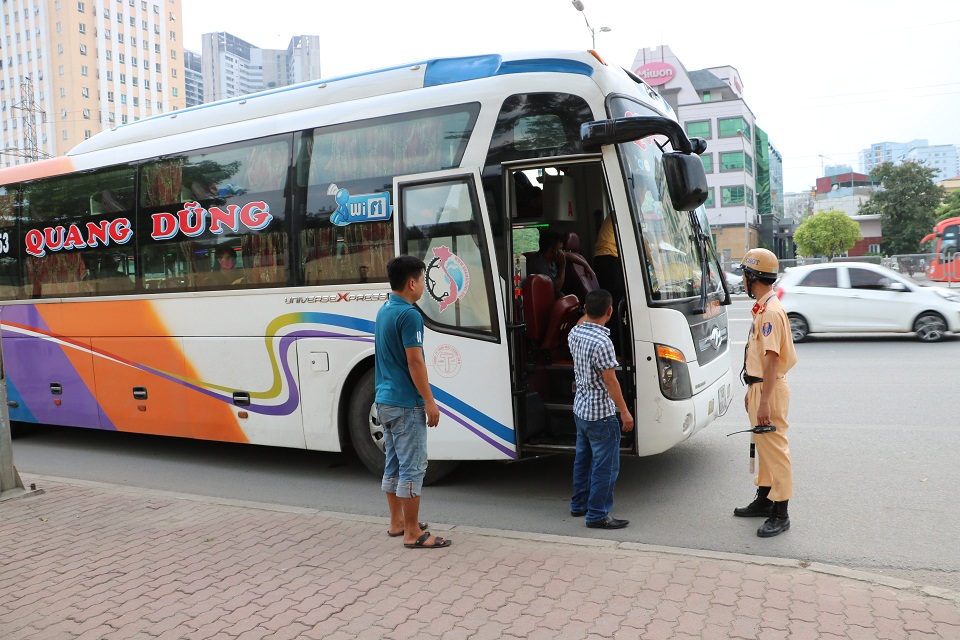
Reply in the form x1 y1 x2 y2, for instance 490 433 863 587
503 159 636 454
393 169 517 462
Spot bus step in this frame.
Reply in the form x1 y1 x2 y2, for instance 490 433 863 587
543 403 574 412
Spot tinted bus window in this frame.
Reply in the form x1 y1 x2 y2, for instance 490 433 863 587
484 93 593 168
138 135 292 291
21 166 137 298
0 185 21 300
295 104 480 286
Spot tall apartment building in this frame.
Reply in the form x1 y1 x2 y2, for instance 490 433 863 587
183 47 200 107
200 31 320 104
1 0 187 166
859 139 959 181
632 45 785 263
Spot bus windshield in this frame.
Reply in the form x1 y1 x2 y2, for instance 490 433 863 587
615 127 721 301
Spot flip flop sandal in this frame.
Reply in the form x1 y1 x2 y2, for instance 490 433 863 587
387 521 428 537
404 531 451 549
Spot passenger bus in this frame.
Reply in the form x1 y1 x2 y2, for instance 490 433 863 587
921 217 960 282
0 51 734 481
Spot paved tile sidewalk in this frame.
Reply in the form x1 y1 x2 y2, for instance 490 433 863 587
1 477 958 640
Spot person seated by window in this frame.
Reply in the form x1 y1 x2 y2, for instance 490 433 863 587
209 246 244 286
527 230 595 297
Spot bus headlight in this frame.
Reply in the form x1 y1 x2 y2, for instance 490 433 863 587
655 344 692 400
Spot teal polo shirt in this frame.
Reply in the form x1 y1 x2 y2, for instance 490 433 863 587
374 293 425 408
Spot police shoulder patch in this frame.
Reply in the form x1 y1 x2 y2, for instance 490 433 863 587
762 322 773 337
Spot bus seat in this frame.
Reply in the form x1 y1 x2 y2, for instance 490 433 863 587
540 294 580 351
522 274 579 350
562 232 598 302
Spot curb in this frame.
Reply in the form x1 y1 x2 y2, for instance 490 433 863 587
24 473 960 605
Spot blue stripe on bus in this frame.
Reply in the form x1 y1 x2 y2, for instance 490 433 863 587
431 385 515 445
424 55 594 87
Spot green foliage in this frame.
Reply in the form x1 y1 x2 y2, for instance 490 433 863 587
936 190 960 222
858 161 945 254
793 210 862 258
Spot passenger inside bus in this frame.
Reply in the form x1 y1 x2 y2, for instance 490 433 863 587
209 246 245 286
525 230 595 297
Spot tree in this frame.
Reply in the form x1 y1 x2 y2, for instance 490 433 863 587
936 190 960 222
858 161 945 255
793 209 862 258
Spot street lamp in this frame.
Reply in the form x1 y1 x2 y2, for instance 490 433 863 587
570 0 611 49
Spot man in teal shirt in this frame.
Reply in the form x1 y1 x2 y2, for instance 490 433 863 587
375 255 451 549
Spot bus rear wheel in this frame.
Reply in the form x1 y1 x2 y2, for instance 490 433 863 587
347 368 458 485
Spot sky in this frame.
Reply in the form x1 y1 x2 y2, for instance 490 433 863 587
181 0 960 194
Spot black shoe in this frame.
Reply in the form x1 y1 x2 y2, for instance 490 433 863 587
757 500 790 537
570 510 586 517
734 486 773 518
586 515 629 529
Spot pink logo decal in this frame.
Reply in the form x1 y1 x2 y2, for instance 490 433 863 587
425 245 470 313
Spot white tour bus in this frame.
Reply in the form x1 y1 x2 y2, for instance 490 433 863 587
0 50 734 481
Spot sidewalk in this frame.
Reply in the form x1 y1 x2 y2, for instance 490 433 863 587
1 477 958 640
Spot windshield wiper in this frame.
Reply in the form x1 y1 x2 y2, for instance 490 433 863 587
688 211 730 313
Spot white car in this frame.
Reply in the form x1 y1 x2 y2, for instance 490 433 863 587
723 271 743 294
776 262 960 343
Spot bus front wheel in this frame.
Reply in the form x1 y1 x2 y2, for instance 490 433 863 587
347 368 458 485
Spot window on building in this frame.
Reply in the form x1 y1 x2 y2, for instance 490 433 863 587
120 73 126 84
685 120 711 140
78 22 86 33
106 50 112 60
700 154 713 173
77 1 85 12
721 186 745 206
172 87 178 97
169 30 175 41
81 65 89 76
118 33 124 42
60 108 67 119
81 87 89 97
133 97 139 106
171 69 177 78
82 108 90 119
702 92 712 103
132 77 138 87
58 43 63 54
129 16 135 26
718 117 751 140
144 79 150 89
704 188 714 208
106 70 113 80
121 95 127 104
119 53 125 63
84 130 91 139
79 44 87 55
746 186 754 208
131 56 137 65
108 91 114 101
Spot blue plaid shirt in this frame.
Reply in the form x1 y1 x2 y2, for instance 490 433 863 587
568 321 619 420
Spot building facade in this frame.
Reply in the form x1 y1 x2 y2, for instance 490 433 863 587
183 47 201 107
200 31 319 104
632 45 785 266
859 139 959 182
1 0 186 165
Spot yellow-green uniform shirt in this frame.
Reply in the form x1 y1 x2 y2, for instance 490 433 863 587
746 292 797 378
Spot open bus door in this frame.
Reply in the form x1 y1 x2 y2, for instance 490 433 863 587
392 169 519 463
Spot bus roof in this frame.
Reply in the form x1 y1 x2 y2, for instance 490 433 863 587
67 51 608 158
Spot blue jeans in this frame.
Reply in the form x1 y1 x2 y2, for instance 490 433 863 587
377 403 428 499
570 414 622 522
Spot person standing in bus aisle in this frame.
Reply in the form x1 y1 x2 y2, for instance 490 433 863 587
592 215 626 349
527 230 596 297
734 248 798 538
375 255 451 549
568 289 635 529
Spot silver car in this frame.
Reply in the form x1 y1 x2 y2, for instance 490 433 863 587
776 262 960 343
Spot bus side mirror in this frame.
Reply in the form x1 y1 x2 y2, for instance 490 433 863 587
663 152 709 211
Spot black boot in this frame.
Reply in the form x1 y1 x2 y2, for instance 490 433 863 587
734 486 772 517
757 500 790 537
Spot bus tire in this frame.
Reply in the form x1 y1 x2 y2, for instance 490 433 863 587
347 369 458 485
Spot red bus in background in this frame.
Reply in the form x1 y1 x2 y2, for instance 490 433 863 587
921 217 960 282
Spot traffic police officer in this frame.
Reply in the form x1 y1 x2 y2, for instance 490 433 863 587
734 248 797 537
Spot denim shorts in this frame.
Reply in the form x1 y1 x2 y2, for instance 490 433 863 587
376 403 428 499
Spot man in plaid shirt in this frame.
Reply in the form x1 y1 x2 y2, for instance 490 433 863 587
568 289 635 529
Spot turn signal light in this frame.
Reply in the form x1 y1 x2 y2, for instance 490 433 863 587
655 345 685 362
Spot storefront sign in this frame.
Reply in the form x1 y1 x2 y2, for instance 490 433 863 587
635 61 676 86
